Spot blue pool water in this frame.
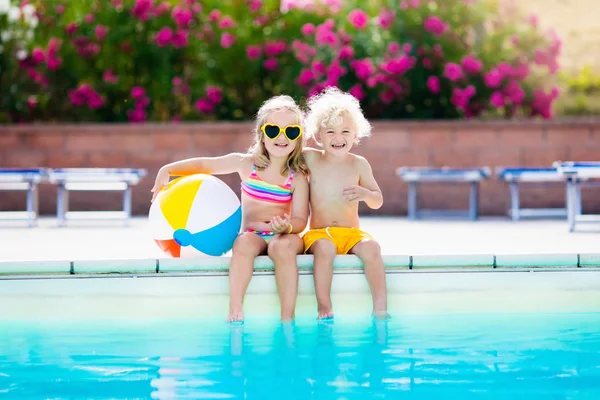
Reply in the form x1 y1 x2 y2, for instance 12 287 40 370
1 313 600 399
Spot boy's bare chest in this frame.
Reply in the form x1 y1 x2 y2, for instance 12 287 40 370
309 165 358 193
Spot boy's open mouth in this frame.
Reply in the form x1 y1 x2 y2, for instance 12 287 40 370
331 143 346 149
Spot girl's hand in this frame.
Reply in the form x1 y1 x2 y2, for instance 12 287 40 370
151 167 170 202
269 214 291 234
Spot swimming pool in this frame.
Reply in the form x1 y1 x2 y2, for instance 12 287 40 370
1 313 599 399
1 255 600 398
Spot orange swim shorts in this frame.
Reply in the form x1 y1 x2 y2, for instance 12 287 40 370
302 227 374 255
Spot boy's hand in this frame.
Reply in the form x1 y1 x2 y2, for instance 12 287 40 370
253 154 271 169
270 214 291 234
151 168 170 202
342 185 370 203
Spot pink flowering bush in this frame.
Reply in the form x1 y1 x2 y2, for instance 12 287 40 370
1 0 563 123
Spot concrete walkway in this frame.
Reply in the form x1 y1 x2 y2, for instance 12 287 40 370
0 216 599 262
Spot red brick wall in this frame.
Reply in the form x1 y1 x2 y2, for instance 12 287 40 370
1 120 599 216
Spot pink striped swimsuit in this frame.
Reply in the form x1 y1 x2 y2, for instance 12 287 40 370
240 165 294 242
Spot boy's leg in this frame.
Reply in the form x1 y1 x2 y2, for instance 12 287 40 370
349 239 389 319
268 234 304 322
308 239 337 319
228 233 268 322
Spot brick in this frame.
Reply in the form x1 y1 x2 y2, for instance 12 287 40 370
4 150 48 168
430 149 479 168
410 129 453 148
88 152 130 167
366 128 410 150
65 134 111 151
112 133 154 152
0 133 23 149
388 149 431 168
521 147 569 167
475 149 522 168
546 128 592 147
590 129 600 146
25 133 64 149
453 128 499 148
153 131 192 151
47 152 89 167
498 129 545 148
568 147 600 161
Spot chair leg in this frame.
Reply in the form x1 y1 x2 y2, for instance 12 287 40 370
57 183 67 227
566 179 576 232
123 184 132 227
407 182 417 220
469 182 479 221
509 182 520 221
26 183 37 228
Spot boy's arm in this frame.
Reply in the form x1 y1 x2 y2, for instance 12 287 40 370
355 156 383 209
288 172 309 233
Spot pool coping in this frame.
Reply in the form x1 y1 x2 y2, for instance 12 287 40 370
1 253 599 277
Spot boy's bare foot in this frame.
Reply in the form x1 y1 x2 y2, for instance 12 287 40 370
372 310 391 320
227 309 244 323
317 311 334 320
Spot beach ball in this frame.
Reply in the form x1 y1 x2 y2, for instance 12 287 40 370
149 174 242 257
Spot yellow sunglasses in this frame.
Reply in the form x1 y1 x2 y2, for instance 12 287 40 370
261 123 303 141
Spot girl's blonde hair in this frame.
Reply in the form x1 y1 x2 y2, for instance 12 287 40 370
305 86 372 145
248 95 307 175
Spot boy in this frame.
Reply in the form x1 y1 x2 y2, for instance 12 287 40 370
302 87 388 320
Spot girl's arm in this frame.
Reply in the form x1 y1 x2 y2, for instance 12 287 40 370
286 172 309 234
151 153 246 201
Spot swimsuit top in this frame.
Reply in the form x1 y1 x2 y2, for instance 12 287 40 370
240 165 294 203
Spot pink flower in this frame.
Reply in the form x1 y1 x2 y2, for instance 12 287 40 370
65 23 78 35
461 56 482 74
132 0 153 21
451 86 475 110
27 96 37 108
315 24 338 47
153 2 170 16
443 63 463 82
265 40 286 57
263 58 278 71
338 46 354 60
497 62 513 78
505 81 525 105
47 57 62 71
381 56 415 75
56 5 65 14
380 90 395 104
155 27 173 47
311 61 327 77
84 14 94 24
377 9 394 29
172 77 182 86
195 98 214 113
422 58 432 69
410 0 420 6
172 30 189 48
88 94 105 109
328 62 346 81
246 45 262 60
301 23 315 36
387 42 400 54
220 32 236 48
426 76 440 93
349 84 365 100
172 6 193 27
131 86 145 99
424 16 448 35
209 10 221 22
218 15 236 29
206 86 223 104
296 69 314 86
531 87 559 119
248 0 262 12
31 47 45 64
348 9 369 30
484 69 502 88
490 91 505 107
103 69 119 84
95 25 109 41
351 59 375 80
400 1 408 9
513 62 529 80
128 109 147 123
402 43 412 54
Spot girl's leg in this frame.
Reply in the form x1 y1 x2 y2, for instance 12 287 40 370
308 239 337 319
228 233 268 322
267 234 304 321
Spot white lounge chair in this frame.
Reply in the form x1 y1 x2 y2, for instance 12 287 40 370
0 168 46 227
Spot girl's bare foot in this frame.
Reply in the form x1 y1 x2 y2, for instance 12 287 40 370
227 309 244 323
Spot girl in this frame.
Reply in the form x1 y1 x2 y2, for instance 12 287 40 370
151 95 309 323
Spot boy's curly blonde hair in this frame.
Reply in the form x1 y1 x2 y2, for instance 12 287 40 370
305 86 372 145
248 95 307 175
